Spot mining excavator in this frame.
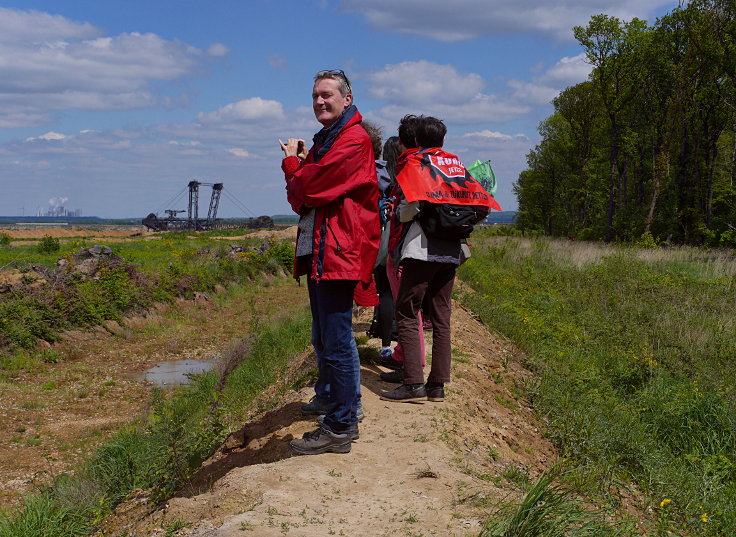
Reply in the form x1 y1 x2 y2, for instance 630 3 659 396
142 180 273 231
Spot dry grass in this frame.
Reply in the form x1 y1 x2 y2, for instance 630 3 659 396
482 236 736 277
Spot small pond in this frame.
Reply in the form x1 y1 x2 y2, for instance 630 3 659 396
139 359 216 388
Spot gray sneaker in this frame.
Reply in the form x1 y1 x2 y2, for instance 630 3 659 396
290 426 352 455
300 396 329 415
379 383 427 403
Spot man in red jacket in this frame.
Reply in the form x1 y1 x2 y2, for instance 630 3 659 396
279 70 379 455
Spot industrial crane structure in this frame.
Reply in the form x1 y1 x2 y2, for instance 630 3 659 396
143 180 274 232
143 180 224 231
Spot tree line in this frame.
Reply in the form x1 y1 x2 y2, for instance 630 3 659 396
515 0 736 246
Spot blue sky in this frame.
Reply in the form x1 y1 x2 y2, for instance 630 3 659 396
0 0 677 218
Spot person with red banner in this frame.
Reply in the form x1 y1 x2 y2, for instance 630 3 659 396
380 115 500 403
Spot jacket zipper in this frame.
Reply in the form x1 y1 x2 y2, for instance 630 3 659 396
326 221 342 252
316 219 327 279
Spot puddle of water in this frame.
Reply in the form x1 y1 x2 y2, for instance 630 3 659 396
138 359 216 388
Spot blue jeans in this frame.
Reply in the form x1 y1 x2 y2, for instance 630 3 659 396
308 279 360 433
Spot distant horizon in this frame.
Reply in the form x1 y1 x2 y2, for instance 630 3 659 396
0 211 520 222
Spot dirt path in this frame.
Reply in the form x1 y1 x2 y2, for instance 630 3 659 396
106 299 555 537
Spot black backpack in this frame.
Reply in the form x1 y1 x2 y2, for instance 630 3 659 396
418 202 489 240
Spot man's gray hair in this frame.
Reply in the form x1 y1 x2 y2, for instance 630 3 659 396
314 70 352 97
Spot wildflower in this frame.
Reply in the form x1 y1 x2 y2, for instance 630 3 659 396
659 499 671 508
700 513 708 523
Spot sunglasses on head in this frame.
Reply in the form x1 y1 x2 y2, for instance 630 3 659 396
316 69 352 94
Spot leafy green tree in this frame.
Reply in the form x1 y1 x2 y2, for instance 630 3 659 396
516 2 736 246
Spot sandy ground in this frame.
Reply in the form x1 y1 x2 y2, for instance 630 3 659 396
103 302 555 537
3 226 298 246
210 226 298 242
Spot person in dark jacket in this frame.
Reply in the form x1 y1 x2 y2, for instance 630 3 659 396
380 116 466 404
280 69 379 454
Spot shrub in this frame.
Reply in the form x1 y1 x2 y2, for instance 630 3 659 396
37 235 60 254
635 231 658 248
0 233 11 247
264 241 294 273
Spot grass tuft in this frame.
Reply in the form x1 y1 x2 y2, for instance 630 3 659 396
481 473 634 537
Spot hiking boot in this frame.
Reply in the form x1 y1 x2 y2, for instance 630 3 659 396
290 426 352 455
380 369 403 383
378 356 404 370
379 383 427 403
316 415 360 440
425 382 445 402
316 406 364 424
300 396 329 415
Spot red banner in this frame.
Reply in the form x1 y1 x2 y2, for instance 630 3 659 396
396 149 502 211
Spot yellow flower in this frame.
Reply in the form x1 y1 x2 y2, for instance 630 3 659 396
700 513 708 523
659 499 671 508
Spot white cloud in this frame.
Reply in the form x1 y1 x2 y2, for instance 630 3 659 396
268 55 288 70
25 131 66 142
0 8 219 127
207 43 230 57
198 97 285 123
340 0 672 42
540 53 592 86
462 130 527 141
168 140 201 146
374 98 531 125
0 111 52 128
227 148 253 158
0 7 99 44
367 61 529 124
1 32 202 94
368 61 484 105
507 80 559 106
506 53 592 106
10 159 51 170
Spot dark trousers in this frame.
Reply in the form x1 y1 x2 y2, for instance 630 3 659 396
395 259 456 385
373 266 394 347
307 279 360 433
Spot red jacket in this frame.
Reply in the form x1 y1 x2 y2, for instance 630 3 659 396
387 148 419 262
282 109 380 283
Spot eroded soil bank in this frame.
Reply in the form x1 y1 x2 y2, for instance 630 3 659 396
101 302 555 537
0 278 308 509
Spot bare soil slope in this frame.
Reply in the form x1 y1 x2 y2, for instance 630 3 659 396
105 302 555 537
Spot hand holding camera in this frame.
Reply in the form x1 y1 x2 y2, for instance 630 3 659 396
279 138 307 160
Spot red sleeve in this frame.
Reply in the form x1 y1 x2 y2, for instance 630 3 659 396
353 277 378 306
281 156 305 213
284 129 373 209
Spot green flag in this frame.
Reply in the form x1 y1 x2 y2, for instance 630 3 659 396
467 160 497 196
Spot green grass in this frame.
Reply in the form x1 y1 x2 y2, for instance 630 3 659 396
0 236 294 353
0 306 312 537
481 472 633 537
460 234 736 535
